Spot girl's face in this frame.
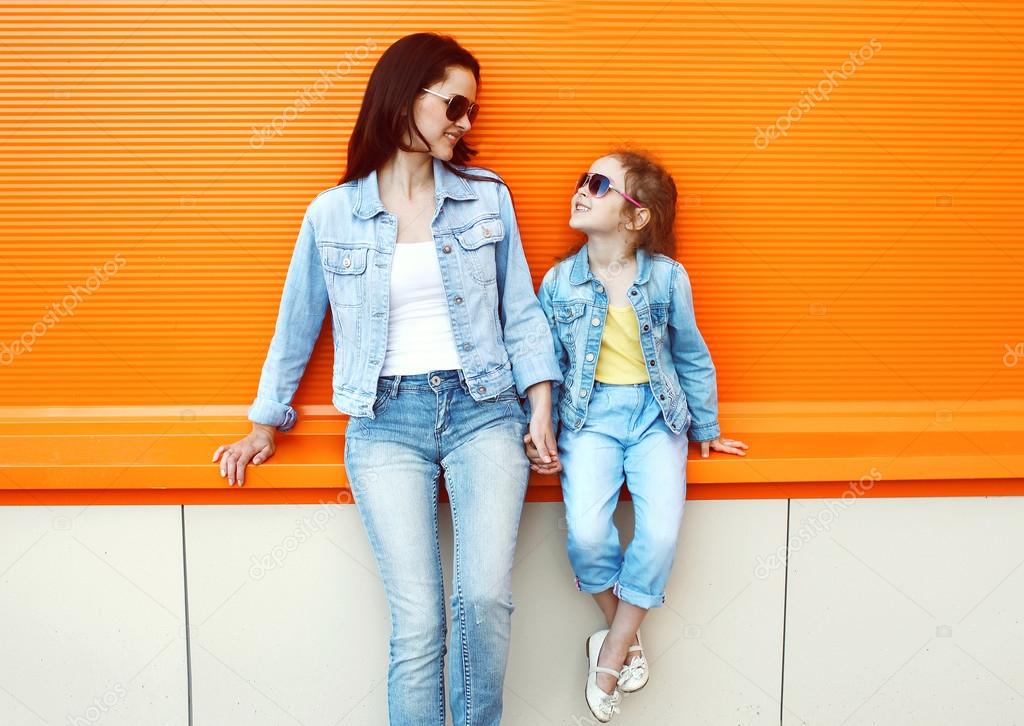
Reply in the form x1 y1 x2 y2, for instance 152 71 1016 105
408 65 477 161
569 155 631 236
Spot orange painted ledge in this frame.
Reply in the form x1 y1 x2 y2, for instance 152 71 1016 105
0 401 1021 505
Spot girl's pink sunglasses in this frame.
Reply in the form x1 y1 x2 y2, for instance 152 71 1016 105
576 172 645 208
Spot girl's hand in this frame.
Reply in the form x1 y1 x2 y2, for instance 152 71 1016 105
523 432 562 475
699 436 748 458
212 424 277 486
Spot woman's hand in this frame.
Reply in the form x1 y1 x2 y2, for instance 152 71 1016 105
699 435 748 458
212 424 277 486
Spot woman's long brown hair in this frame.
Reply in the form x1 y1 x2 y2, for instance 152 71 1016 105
340 32 500 187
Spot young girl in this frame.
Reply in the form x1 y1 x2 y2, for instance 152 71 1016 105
525 150 748 721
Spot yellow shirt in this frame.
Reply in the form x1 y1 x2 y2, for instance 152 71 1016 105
594 305 650 383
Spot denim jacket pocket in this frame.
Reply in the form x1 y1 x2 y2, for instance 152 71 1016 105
552 300 586 384
320 243 369 307
552 300 586 323
455 216 503 284
649 302 669 328
552 300 586 343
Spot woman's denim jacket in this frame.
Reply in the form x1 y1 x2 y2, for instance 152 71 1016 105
248 158 562 431
537 244 720 441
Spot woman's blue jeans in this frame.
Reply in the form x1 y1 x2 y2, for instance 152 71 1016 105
343 368 530 726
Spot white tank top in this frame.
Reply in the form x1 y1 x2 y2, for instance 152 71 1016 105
379 241 463 376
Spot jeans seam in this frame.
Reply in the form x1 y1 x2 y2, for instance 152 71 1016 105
449 477 473 724
431 469 446 726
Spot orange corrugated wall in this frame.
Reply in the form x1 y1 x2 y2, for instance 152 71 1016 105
1 1 1021 416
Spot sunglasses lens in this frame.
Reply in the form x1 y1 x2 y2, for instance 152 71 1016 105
446 95 478 123
446 95 466 121
576 173 589 191
589 174 610 197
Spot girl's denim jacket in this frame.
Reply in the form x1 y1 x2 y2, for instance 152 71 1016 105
537 244 720 441
247 158 562 431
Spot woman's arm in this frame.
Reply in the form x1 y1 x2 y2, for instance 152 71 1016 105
213 205 329 485
535 267 565 434
246 206 329 433
492 182 563 394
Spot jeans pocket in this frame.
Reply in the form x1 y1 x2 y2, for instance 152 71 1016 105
354 384 394 433
372 384 394 417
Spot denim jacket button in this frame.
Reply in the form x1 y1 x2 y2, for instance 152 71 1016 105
595 284 604 293
454 296 463 304
591 317 600 326
477 385 486 394
643 323 650 331
342 257 352 268
649 359 657 366
463 343 471 350
442 244 452 253
585 353 594 362
580 389 588 398
482 227 492 237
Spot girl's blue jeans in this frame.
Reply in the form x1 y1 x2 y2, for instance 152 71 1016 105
558 380 688 609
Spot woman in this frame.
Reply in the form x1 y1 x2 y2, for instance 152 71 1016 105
212 32 561 726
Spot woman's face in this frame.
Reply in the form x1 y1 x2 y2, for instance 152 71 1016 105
409 65 478 161
569 155 630 235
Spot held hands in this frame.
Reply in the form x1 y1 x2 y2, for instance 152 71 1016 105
521 381 561 475
699 435 748 458
212 424 277 486
523 428 561 475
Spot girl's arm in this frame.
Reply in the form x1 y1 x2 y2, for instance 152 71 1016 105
666 262 720 442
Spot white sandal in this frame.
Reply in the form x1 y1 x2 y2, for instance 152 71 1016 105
617 629 649 693
585 628 623 722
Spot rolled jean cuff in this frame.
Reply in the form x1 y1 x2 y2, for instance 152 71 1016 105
574 571 620 595
613 581 666 609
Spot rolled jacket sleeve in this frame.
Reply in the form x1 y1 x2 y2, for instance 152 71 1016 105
536 268 565 433
668 263 720 442
247 205 329 432
493 182 563 396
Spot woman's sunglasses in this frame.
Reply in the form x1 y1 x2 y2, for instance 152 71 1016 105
421 87 479 124
576 172 645 208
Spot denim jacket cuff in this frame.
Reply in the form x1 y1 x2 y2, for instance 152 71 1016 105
511 354 563 397
688 419 720 442
247 397 297 433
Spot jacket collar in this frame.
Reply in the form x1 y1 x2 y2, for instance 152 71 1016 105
568 242 654 287
354 157 478 219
